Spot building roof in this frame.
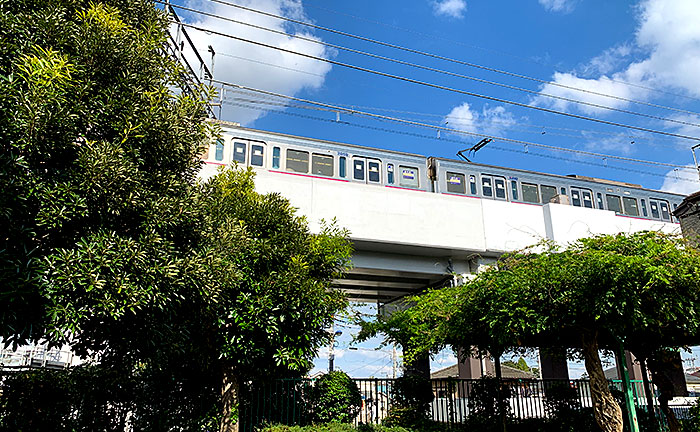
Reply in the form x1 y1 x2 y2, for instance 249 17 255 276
430 364 537 379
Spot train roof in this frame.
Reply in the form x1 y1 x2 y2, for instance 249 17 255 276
212 120 685 199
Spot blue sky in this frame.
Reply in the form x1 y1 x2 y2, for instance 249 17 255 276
170 0 700 376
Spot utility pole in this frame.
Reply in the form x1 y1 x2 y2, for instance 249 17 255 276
392 345 398 379
328 324 341 372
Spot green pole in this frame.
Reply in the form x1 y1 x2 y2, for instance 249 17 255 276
618 343 640 432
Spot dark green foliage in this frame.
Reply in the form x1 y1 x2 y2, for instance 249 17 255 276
466 377 512 422
681 399 700 432
382 375 434 428
259 424 410 432
0 364 221 432
310 371 362 423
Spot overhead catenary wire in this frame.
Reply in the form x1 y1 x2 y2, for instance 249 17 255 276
224 83 682 146
163 1 700 129
174 20 700 144
224 93 684 149
222 98 699 184
299 0 700 105
198 0 700 114
217 80 695 170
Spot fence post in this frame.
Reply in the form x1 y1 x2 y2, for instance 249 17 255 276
617 343 640 432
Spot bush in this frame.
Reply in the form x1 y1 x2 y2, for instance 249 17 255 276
382 375 434 429
310 371 362 423
259 424 410 432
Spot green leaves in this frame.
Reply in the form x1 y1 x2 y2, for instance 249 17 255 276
367 232 700 365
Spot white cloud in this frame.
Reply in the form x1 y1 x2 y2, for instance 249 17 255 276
432 0 467 19
580 131 636 156
582 44 633 76
177 0 332 125
538 0 577 13
444 102 516 136
534 0 700 116
660 165 700 195
632 0 700 97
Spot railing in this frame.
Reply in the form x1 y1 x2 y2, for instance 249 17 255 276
239 377 697 431
0 345 75 370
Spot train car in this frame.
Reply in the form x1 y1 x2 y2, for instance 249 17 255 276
201 123 431 192
202 122 683 224
432 157 683 223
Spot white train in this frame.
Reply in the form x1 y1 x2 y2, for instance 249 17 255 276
202 122 683 224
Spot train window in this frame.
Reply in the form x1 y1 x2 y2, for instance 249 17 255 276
251 145 264 167
494 177 506 199
353 160 365 180
560 187 567 195
606 194 622 213
597 193 604 209
481 176 493 197
446 172 466 194
540 185 557 204
215 138 224 161
521 183 539 203
368 161 381 183
582 190 593 208
640 199 648 217
571 189 582 207
272 146 281 169
649 200 660 219
312 154 334 177
510 180 518 200
387 164 395 184
659 201 670 220
286 149 309 173
399 166 419 188
339 157 346 178
571 187 593 208
469 175 477 194
233 142 247 164
622 197 639 216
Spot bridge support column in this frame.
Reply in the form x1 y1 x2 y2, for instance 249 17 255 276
539 348 569 380
457 347 494 378
403 352 431 379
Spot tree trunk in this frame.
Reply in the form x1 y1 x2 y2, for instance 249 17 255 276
582 332 623 432
220 367 241 432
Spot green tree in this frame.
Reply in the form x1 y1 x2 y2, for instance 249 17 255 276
193 168 351 432
364 232 700 432
0 1 352 431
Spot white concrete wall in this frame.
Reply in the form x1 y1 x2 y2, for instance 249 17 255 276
201 165 680 254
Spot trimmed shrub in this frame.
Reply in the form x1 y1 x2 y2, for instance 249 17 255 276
310 371 362 423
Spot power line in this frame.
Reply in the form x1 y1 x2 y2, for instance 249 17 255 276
299 0 700 105
217 81 695 170
222 99 698 184
174 20 700 143
200 0 700 114
164 1 700 129
225 92 682 149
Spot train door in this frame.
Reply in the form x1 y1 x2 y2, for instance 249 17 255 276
231 139 266 168
480 174 507 200
352 156 382 185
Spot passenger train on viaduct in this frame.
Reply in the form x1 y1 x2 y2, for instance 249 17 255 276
201 122 683 224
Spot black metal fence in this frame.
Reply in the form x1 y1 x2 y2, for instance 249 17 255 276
239 377 695 431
